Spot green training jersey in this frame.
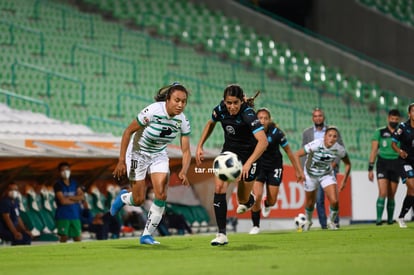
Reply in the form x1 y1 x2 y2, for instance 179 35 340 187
371 126 399 160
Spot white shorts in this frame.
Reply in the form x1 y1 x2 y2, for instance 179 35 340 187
127 150 170 181
303 169 337 192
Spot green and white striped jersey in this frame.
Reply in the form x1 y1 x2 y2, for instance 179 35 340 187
304 138 346 177
131 102 191 153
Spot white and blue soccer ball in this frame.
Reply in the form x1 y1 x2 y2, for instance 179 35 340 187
213 151 242 182
294 213 307 232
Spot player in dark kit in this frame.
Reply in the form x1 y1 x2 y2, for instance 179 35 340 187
249 108 303 234
391 103 414 228
196 85 268 246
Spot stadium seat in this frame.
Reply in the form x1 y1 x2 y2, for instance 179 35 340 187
0 0 408 171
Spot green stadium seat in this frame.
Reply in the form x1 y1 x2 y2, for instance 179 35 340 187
1 0 407 171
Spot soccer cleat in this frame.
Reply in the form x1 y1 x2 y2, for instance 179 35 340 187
261 201 271 218
236 194 255 214
303 220 313 231
210 233 228 246
110 189 127 216
140 235 160 245
327 221 338 230
397 218 407 228
249 226 260 235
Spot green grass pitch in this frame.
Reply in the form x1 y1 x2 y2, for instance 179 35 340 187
1 223 412 275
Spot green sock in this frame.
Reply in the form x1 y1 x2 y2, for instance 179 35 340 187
376 197 385 222
305 206 314 222
153 198 166 207
386 199 395 223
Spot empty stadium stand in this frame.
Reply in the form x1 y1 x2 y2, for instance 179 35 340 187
1 0 412 172
358 0 414 27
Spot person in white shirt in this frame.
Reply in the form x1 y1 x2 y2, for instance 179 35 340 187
110 83 191 245
294 126 351 230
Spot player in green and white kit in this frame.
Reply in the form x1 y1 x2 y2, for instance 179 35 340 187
368 109 401 225
294 126 351 230
110 83 191 245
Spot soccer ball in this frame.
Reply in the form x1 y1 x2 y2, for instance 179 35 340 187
213 151 242 182
294 213 307 232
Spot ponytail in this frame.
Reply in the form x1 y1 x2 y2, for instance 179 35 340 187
154 82 188 102
245 90 260 108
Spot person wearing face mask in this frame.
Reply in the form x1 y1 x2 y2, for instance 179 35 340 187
368 109 401 226
0 183 32 245
54 162 84 242
301 108 345 229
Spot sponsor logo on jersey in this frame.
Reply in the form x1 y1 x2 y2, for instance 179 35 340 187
225 125 236 135
251 119 260 127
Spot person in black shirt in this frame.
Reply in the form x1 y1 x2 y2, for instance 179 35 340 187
391 103 414 228
196 84 268 246
248 108 303 234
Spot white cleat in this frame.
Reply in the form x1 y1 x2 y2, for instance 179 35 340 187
210 233 228 246
303 221 313 232
327 221 338 230
236 194 255 214
249 226 260 235
261 205 271 218
236 204 249 214
397 218 407 228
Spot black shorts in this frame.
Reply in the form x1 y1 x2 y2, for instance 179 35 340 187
256 166 283 186
376 156 400 183
399 158 414 183
221 148 258 182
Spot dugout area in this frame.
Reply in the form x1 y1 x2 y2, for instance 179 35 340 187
0 139 217 240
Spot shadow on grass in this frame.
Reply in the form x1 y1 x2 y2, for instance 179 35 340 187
220 244 273 251
112 244 190 251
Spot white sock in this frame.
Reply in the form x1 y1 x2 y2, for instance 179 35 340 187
142 203 165 236
329 208 338 223
305 208 313 223
120 192 133 205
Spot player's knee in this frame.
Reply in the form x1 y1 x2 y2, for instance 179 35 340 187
330 199 339 208
132 196 145 206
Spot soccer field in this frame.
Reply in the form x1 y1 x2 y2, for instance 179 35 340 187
0 224 412 275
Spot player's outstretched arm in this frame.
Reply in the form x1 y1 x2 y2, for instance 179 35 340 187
196 120 216 166
113 120 141 180
179 135 191 185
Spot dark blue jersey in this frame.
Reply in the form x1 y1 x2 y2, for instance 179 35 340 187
212 100 263 161
54 179 81 220
260 124 288 170
0 197 19 232
392 120 414 161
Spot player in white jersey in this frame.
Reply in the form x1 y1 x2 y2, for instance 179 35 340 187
294 126 351 230
110 83 191 245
